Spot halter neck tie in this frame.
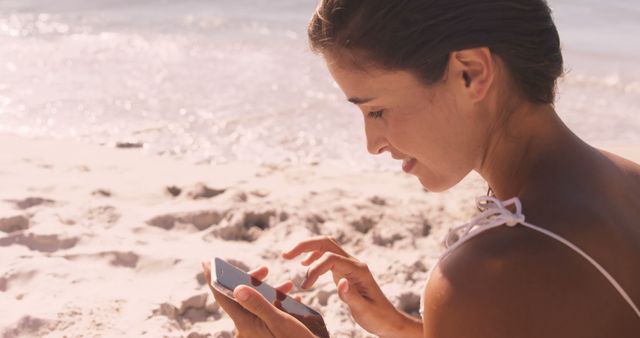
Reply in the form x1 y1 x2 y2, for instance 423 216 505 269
445 196 525 248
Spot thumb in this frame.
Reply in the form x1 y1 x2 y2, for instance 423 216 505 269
233 285 283 325
337 278 369 310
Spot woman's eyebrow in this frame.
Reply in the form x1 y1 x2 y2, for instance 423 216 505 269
348 96 377 105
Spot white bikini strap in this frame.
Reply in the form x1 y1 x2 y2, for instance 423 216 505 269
444 196 640 319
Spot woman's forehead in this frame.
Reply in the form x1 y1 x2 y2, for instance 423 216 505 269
325 57 427 102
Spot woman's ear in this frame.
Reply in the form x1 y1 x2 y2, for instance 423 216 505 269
463 71 472 88
450 48 495 102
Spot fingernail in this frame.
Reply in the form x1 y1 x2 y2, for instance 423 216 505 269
340 278 349 293
236 288 250 301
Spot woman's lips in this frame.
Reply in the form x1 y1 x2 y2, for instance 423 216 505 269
402 158 417 173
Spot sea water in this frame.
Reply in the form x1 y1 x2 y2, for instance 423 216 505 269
0 0 637 170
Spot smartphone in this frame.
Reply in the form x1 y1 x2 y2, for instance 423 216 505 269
211 257 330 338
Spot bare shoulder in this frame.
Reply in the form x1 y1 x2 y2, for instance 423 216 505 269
598 147 640 180
421 223 640 338
422 226 571 338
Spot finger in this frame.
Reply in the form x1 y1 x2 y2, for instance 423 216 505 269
274 280 295 294
282 236 345 259
282 236 349 260
292 294 302 302
210 283 253 321
301 250 323 266
201 262 256 326
233 286 316 338
248 265 269 281
337 277 369 311
233 285 285 326
301 252 363 289
201 261 214 285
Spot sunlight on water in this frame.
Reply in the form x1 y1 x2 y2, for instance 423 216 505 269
0 0 637 170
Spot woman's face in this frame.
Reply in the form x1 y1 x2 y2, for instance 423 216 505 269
325 55 489 191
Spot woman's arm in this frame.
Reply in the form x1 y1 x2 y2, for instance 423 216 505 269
377 311 423 338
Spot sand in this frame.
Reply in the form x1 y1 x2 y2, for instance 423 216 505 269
0 134 637 338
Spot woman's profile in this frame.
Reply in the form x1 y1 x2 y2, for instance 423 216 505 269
202 0 640 337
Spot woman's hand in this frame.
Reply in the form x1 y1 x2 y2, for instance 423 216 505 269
282 236 423 338
201 261 318 338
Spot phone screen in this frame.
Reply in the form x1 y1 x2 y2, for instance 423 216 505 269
212 257 330 338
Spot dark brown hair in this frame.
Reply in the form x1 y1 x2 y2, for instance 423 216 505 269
308 0 564 104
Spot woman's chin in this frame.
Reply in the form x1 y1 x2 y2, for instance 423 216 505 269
415 171 458 193
418 179 448 192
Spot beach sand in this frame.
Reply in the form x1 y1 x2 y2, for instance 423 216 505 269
0 134 637 338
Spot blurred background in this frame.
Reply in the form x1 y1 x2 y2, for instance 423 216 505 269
0 0 638 169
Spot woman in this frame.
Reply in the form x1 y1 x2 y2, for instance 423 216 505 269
202 0 640 336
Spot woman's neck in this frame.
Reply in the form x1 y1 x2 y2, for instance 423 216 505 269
475 103 584 201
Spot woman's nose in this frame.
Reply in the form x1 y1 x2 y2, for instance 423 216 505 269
365 122 388 155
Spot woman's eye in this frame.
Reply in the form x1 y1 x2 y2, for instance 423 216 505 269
368 110 384 119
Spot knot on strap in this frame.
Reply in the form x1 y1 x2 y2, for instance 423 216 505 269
444 196 525 248
505 213 525 227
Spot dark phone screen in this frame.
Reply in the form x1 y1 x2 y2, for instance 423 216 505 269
213 257 330 338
